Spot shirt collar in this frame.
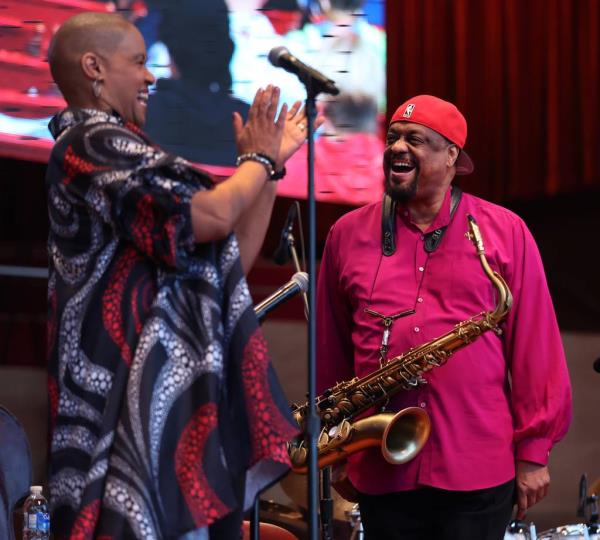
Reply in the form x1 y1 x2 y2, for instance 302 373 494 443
48 108 124 140
398 186 454 233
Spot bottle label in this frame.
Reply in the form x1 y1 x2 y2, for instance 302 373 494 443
26 512 50 532
37 512 50 532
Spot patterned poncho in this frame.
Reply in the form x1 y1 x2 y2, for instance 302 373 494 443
46 108 298 539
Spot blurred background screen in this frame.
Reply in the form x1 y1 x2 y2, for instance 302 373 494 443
0 0 386 205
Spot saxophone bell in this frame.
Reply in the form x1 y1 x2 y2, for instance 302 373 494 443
381 406 431 465
290 406 431 473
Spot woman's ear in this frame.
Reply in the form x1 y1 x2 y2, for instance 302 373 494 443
81 52 103 81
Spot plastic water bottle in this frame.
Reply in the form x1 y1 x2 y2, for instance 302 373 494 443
22 485 50 540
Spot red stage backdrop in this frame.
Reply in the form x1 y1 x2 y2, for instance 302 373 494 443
386 0 600 202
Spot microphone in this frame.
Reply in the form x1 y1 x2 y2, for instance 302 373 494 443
254 272 309 322
268 46 340 96
594 358 600 373
273 204 298 265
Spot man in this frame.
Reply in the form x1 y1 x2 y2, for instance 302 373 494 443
316 95 572 539
46 12 315 539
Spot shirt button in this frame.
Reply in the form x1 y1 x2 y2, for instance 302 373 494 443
414 327 420 333
417 297 424 303
420 402 427 408
418 266 424 272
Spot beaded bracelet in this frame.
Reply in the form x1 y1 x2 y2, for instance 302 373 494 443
270 166 287 180
235 152 286 180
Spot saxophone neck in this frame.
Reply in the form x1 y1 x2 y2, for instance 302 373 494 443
467 215 513 324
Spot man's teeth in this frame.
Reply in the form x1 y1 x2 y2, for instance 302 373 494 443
392 161 415 171
137 92 149 104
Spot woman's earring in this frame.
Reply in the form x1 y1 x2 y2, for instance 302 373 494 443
92 79 102 99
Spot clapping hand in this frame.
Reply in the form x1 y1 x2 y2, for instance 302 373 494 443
277 101 325 168
233 85 287 165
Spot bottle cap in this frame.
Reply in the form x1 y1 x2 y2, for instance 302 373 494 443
30 485 43 493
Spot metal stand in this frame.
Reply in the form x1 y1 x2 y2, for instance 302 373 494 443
250 496 260 540
248 93 319 540
305 86 320 540
265 62 337 539
320 467 334 540
286 231 309 319
266 94 326 538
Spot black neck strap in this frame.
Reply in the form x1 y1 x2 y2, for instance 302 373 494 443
381 186 462 256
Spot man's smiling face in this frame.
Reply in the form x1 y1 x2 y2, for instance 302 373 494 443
383 121 458 204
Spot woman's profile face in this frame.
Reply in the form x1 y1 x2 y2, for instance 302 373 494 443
99 26 155 127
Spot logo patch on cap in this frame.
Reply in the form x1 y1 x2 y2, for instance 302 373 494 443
403 104 415 118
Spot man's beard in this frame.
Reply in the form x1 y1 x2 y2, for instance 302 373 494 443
384 173 418 204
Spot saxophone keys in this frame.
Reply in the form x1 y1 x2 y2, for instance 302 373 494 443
426 355 442 367
318 396 335 410
290 446 307 467
328 420 352 442
317 429 331 450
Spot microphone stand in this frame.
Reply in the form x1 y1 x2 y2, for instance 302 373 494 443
305 80 325 540
270 57 338 540
283 229 309 319
320 467 334 540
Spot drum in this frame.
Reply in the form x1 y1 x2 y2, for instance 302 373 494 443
279 471 355 522
504 519 537 539
345 503 364 540
242 520 299 540
258 499 306 540
537 523 600 539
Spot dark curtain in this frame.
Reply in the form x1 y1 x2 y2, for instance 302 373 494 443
386 0 600 202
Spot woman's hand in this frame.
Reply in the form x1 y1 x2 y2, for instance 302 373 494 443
233 85 287 164
277 101 325 168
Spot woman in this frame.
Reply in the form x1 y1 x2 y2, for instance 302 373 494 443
46 11 314 539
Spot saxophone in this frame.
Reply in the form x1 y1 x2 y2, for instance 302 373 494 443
288 215 513 473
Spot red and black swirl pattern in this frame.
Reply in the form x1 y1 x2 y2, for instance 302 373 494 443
46 108 298 539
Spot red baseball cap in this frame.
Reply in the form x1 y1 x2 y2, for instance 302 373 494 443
389 95 474 175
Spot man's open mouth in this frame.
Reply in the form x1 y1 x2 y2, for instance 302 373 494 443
391 160 416 174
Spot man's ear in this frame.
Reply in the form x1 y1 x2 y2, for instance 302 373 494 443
81 52 104 81
447 144 460 168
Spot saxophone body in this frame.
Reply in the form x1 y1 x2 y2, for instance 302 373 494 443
288 215 513 473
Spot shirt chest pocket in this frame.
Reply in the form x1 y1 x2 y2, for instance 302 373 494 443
426 248 498 314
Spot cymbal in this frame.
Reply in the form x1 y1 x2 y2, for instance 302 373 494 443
279 471 355 522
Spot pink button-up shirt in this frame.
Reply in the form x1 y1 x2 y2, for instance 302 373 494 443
316 188 572 494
